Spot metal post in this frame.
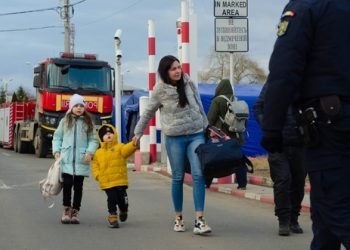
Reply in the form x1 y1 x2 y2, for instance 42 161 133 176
230 52 234 94
121 69 130 96
114 29 122 142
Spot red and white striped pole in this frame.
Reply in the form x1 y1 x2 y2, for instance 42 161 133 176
180 0 193 182
181 0 190 76
176 18 182 63
148 19 157 163
138 96 150 167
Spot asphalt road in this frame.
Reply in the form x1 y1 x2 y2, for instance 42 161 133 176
0 147 313 250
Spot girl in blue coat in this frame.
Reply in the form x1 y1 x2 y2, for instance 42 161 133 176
52 94 99 224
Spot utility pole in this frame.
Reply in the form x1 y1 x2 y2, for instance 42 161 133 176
70 23 75 53
59 0 74 53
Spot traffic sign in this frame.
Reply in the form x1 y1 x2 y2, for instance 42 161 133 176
214 0 248 17
215 18 249 52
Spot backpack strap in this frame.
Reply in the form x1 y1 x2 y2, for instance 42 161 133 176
218 95 233 123
218 95 233 103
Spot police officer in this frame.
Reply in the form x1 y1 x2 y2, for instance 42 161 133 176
261 0 350 249
254 83 306 236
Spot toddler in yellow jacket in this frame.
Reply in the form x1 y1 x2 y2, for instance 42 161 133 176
92 124 137 228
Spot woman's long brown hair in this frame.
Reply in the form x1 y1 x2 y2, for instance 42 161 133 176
158 55 189 108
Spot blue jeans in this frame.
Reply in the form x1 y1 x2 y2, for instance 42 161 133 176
165 132 206 213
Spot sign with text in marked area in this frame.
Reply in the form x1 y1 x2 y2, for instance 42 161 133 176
215 18 249 52
214 0 248 17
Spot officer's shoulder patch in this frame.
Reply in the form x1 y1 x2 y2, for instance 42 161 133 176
277 20 289 37
281 10 295 18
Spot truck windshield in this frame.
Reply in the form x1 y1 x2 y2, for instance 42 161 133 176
46 63 112 92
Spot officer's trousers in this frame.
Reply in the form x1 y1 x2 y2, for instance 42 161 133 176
268 146 305 223
309 167 350 250
307 115 350 249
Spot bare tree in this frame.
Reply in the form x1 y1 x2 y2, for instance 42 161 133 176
198 49 267 84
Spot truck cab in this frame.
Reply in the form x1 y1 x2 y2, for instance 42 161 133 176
19 52 114 157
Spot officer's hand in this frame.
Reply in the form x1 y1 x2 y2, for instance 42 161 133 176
261 130 283 153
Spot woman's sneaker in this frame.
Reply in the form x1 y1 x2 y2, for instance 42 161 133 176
193 217 212 235
174 216 185 232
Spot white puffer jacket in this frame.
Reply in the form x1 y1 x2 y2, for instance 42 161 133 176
134 74 208 137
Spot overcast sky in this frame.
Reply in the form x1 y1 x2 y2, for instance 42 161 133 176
0 0 287 94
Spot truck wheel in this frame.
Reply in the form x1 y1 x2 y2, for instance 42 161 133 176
17 135 29 154
34 128 48 158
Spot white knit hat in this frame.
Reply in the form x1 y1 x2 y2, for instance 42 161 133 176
67 94 86 113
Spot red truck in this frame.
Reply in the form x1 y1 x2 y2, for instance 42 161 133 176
0 52 114 157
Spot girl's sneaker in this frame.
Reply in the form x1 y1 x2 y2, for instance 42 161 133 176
70 209 80 224
174 216 185 232
193 217 212 235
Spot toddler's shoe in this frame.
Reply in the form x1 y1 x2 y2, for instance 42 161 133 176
193 217 211 235
108 213 120 228
119 211 128 222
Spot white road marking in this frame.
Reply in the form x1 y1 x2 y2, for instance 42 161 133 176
0 180 39 189
1 152 11 157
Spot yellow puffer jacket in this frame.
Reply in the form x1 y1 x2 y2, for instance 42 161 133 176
92 124 137 190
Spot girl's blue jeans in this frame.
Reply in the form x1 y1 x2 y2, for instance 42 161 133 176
165 132 206 213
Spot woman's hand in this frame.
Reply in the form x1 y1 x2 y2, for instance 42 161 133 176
84 152 92 163
132 135 141 147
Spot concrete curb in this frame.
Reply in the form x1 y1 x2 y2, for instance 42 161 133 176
209 184 310 213
248 175 311 193
135 164 311 213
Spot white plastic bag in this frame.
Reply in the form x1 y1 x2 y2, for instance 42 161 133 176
39 159 62 200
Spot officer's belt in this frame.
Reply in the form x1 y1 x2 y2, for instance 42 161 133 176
301 96 350 122
316 102 350 122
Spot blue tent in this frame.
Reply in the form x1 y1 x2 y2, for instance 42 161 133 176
118 83 266 157
112 90 149 143
197 83 266 156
